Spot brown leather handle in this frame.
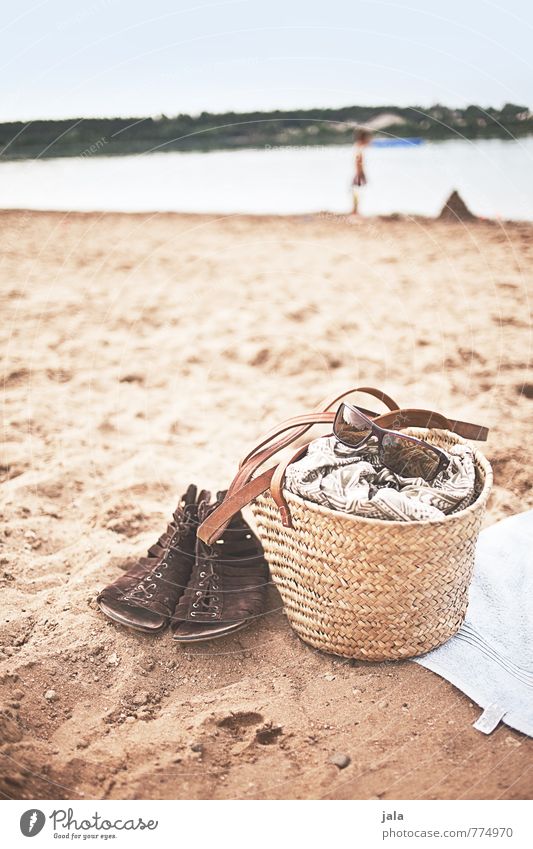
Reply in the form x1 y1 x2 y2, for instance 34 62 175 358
238 386 401 470
227 387 402 505
197 389 489 544
197 391 386 546
270 442 313 527
268 408 487 526
197 416 332 544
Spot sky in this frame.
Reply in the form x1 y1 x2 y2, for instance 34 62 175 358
1 0 532 121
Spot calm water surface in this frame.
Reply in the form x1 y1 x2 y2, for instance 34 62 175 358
0 138 532 220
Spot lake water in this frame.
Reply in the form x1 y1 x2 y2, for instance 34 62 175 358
0 137 532 220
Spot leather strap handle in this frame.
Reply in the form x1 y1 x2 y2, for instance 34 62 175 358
270 442 313 527
197 392 488 544
198 389 395 546
238 386 401 470
268 408 484 526
233 405 486 507
227 387 401 504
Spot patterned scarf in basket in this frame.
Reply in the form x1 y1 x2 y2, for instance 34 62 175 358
284 435 477 521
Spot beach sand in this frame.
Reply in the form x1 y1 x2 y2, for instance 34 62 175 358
1 209 532 800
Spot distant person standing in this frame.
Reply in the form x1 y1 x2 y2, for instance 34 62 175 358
351 128 371 215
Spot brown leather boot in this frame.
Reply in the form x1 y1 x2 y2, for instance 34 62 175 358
171 492 269 642
97 485 208 633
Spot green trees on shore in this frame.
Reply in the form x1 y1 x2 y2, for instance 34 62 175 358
0 103 530 160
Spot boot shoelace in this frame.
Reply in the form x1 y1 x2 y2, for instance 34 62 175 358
190 555 220 618
189 530 255 617
122 508 194 604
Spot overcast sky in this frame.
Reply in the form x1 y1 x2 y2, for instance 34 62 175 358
1 0 531 121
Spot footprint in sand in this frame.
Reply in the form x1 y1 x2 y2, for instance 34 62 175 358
517 383 533 400
46 368 73 383
216 711 264 734
103 502 151 537
216 712 284 747
3 368 30 388
254 724 284 746
0 462 25 483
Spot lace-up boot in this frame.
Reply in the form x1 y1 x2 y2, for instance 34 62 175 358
98 484 207 633
171 491 269 642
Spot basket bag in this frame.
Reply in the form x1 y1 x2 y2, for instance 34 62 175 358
197 387 493 661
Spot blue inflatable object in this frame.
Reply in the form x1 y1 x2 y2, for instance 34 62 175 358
371 137 424 148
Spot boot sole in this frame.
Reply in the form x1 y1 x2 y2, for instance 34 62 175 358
171 619 250 643
98 600 168 634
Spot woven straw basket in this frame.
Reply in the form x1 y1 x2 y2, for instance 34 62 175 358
251 428 492 661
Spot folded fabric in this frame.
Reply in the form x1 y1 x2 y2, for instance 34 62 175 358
415 510 533 737
284 434 477 521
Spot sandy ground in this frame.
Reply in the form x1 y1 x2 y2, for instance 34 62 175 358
1 209 532 801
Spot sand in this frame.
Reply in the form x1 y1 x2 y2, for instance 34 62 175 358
1 209 532 801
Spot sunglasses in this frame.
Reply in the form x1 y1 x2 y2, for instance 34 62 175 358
333 402 450 481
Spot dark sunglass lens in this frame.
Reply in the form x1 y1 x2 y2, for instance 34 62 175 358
334 405 373 447
381 433 441 481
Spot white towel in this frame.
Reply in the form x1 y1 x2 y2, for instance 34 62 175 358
415 510 533 737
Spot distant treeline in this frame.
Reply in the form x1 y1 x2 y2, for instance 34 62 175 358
0 103 530 160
